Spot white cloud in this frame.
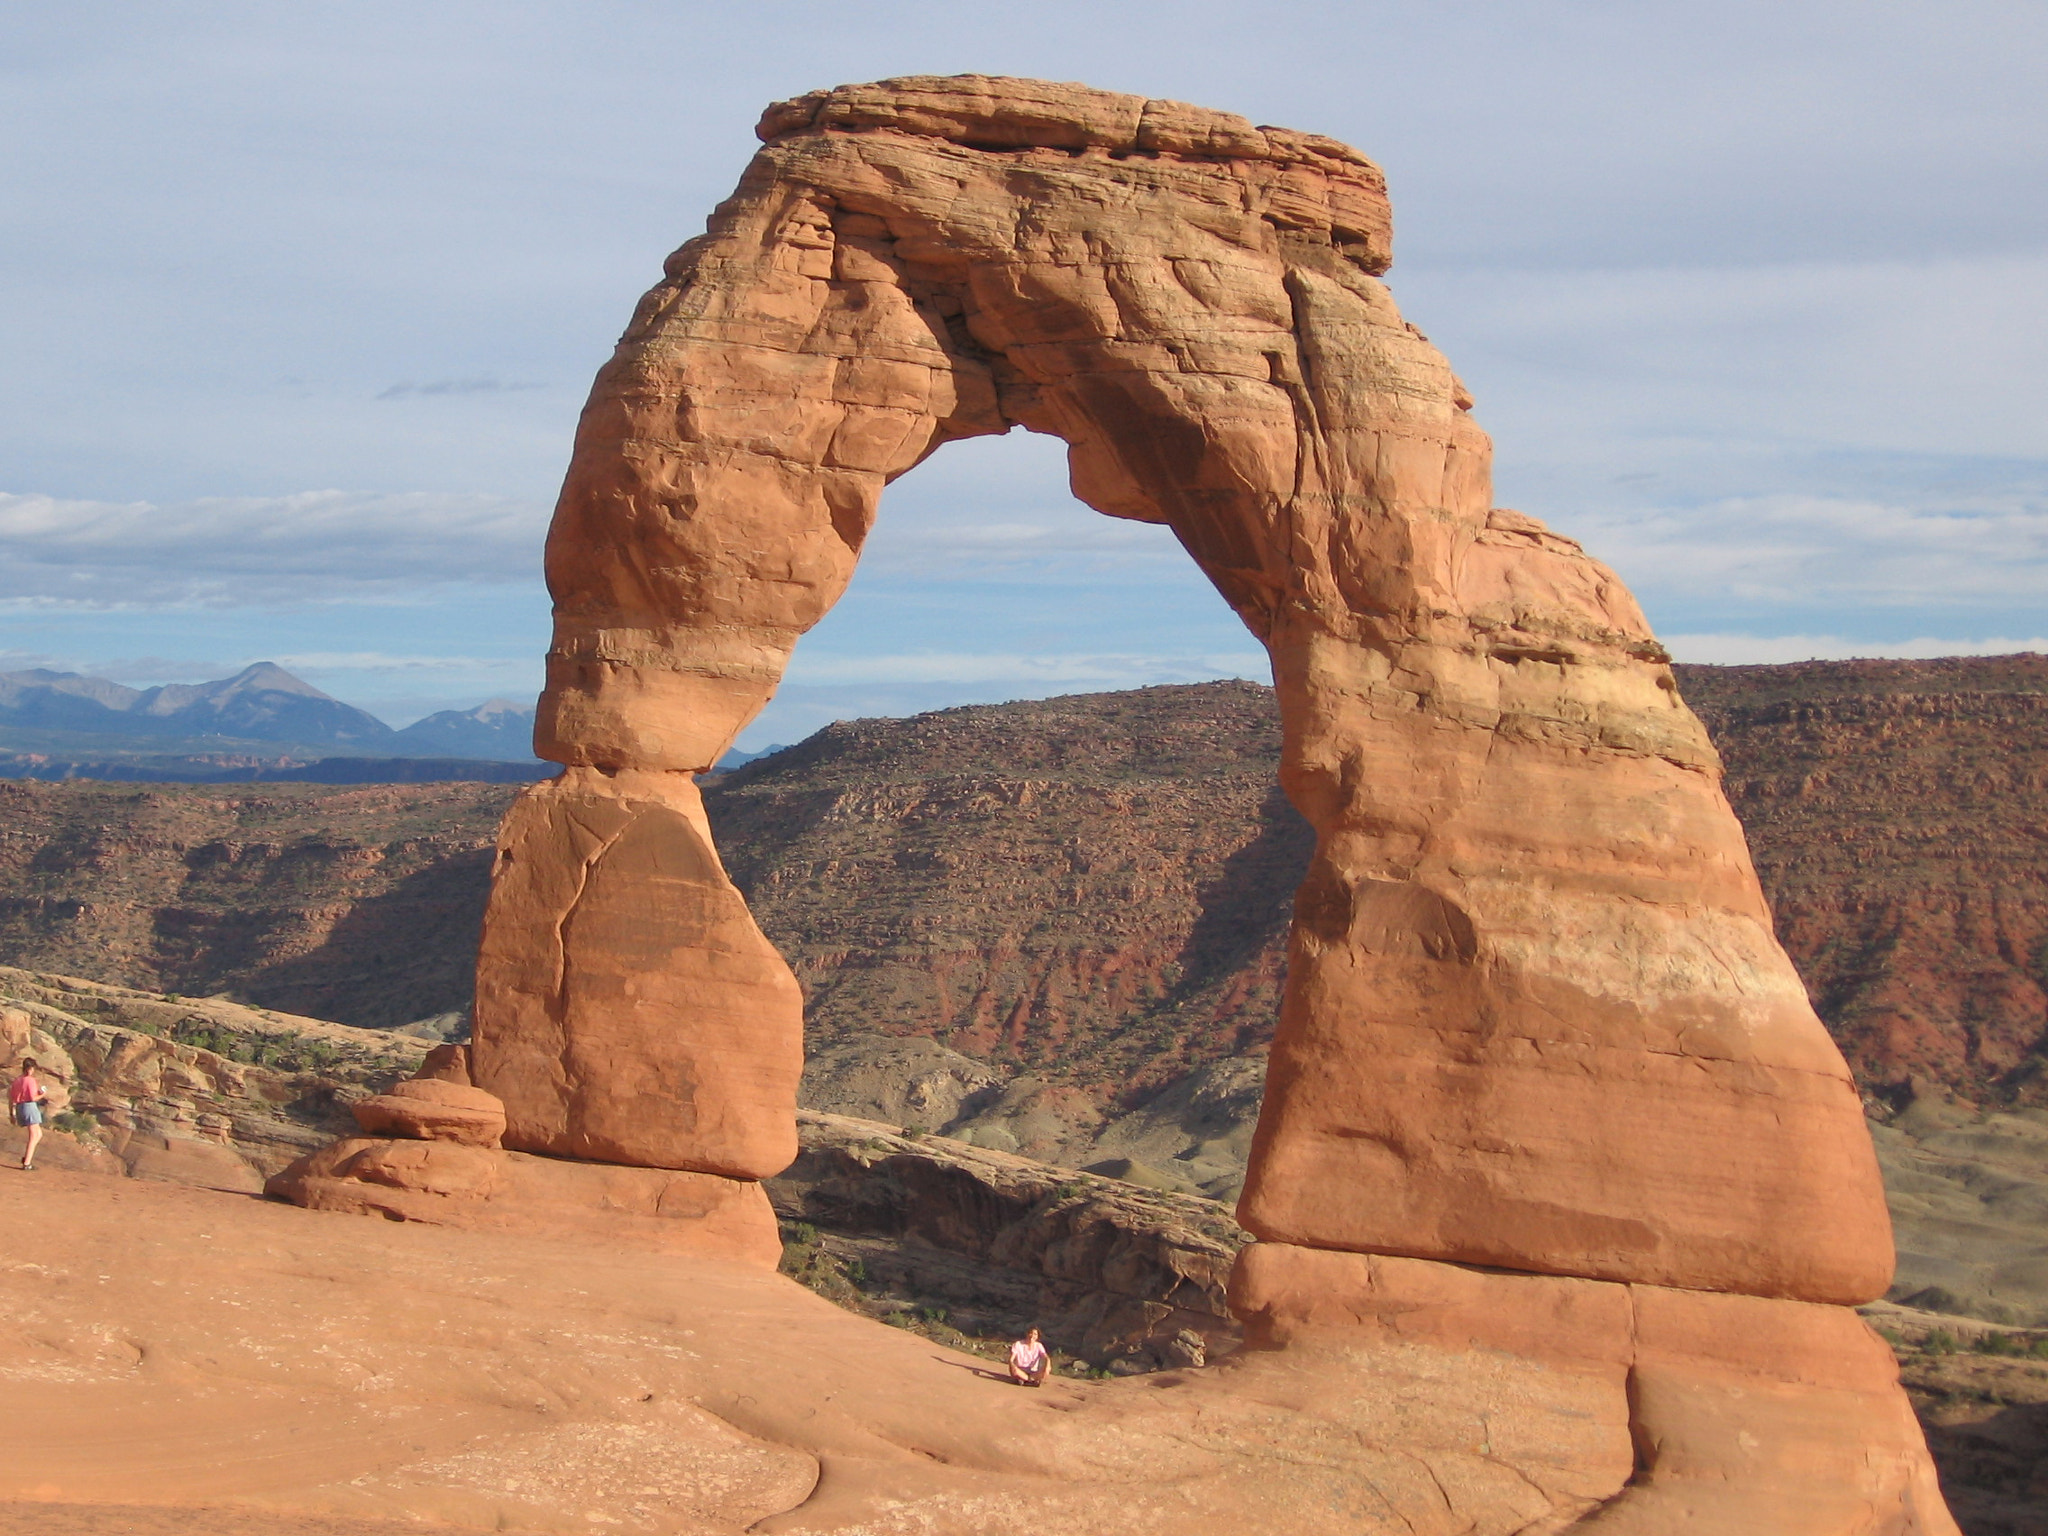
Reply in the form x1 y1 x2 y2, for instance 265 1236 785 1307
782 650 1270 687
1665 634 2048 665
1568 486 2048 612
0 489 549 606
1409 252 2048 470
376 378 545 400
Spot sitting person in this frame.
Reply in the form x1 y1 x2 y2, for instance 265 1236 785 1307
1008 1326 1050 1387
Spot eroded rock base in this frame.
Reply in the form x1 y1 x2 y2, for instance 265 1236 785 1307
1231 1243 1959 1534
266 1137 782 1269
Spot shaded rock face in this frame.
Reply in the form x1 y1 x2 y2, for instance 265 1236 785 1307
0 778 513 1029
478 74 1888 1306
710 682 1306 1100
769 1110 1243 1370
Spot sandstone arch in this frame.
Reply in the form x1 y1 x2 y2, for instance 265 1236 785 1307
470 75 1893 1309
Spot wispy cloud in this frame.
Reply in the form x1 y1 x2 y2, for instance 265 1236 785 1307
375 378 545 400
269 650 527 673
0 489 548 606
1571 485 2048 612
1665 634 2048 665
782 650 1271 687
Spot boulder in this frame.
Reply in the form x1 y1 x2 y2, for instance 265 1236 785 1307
470 768 802 1178
266 1136 781 1270
413 1042 471 1084
350 1077 505 1147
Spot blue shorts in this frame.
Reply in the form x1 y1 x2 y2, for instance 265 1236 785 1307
12 1103 41 1127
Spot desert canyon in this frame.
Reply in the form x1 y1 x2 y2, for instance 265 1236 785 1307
0 75 1992 1533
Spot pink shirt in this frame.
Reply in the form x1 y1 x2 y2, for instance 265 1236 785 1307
1010 1338 1049 1371
8 1074 38 1106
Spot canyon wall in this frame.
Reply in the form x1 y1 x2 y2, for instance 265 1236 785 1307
3 662 2041 1115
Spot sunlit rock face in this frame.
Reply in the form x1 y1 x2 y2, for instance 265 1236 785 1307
457 72 1956 1528
481 72 1887 1293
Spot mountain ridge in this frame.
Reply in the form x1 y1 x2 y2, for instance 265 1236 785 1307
0 663 542 765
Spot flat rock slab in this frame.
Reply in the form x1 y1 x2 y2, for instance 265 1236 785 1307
1 1169 1954 1534
268 1135 782 1270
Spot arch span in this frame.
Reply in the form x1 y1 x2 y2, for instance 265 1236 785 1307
472 76 1891 1306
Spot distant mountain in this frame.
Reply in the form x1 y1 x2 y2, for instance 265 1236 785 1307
0 663 394 748
714 742 789 772
391 699 538 762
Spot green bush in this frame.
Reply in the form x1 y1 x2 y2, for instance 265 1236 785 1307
51 1110 96 1137
1923 1330 1958 1355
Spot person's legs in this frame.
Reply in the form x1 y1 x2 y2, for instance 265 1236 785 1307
23 1118 40 1168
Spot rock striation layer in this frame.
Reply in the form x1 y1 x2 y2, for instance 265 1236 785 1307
478 73 1889 1303
444 74 1946 1527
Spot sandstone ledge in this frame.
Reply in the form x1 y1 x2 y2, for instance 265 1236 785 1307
267 1136 781 1269
1231 1243 1957 1533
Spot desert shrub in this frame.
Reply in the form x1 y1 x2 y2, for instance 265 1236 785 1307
1923 1330 1959 1355
52 1110 96 1136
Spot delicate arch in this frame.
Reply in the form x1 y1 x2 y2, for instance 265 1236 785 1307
472 76 1891 1306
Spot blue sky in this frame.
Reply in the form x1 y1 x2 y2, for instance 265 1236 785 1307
3 1 2043 747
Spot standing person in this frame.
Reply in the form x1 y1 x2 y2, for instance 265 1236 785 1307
10 1057 45 1171
1008 1326 1050 1387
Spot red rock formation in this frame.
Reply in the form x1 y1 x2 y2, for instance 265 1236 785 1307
350 1077 506 1147
481 74 1886 1300
1230 1246 1955 1531
472 769 800 1176
266 1137 782 1268
454 75 1947 1524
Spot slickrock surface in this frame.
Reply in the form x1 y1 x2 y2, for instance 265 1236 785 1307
0 1169 1958 1534
269 1135 783 1269
1871 1095 2048 1325
349 1077 508 1146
